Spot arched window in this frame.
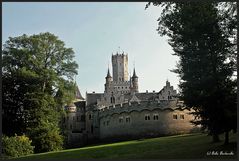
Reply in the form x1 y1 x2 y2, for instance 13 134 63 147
111 97 115 104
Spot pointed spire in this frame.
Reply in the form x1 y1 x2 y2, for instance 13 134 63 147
75 83 84 100
106 67 112 78
132 67 138 78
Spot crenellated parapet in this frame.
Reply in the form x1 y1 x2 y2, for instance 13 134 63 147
98 99 187 118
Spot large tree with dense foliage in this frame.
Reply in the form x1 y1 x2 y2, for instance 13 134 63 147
2 32 78 152
146 2 237 144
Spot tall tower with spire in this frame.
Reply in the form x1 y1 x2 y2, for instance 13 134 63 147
131 68 139 93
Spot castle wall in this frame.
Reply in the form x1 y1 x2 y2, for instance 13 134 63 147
98 101 197 139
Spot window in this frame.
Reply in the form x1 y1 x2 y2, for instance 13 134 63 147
145 115 150 120
91 125 93 133
173 114 178 119
89 114 92 120
111 97 115 104
73 116 75 121
180 114 184 119
126 117 130 123
103 122 106 126
107 121 109 126
70 125 72 129
153 114 159 120
119 117 123 123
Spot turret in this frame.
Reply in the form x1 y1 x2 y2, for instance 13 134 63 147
66 103 77 113
105 68 112 93
105 68 112 82
131 68 139 93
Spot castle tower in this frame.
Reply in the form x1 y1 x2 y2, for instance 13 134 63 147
131 68 139 93
112 53 128 82
105 68 112 93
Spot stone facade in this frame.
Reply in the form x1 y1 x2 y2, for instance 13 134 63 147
98 100 195 139
63 52 199 147
112 53 129 82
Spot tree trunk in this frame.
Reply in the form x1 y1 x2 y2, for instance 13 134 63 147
212 134 220 142
224 131 229 145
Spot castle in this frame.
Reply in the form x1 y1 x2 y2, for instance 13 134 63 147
63 52 198 147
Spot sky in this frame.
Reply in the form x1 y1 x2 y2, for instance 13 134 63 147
2 2 180 98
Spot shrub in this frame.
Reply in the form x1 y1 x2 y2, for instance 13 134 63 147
30 127 64 153
2 134 34 158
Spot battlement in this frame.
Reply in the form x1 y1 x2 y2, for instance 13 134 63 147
112 53 128 58
98 99 186 118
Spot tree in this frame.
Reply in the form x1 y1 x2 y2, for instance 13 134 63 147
146 2 237 144
26 92 64 153
2 32 78 152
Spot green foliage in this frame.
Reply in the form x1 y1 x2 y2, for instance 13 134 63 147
2 135 34 158
2 32 79 153
26 92 64 153
146 2 237 142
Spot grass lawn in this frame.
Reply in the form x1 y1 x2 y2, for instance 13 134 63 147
13 132 237 160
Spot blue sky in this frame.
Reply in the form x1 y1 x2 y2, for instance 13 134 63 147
2 2 180 97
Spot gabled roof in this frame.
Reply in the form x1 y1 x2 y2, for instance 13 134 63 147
129 92 141 103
